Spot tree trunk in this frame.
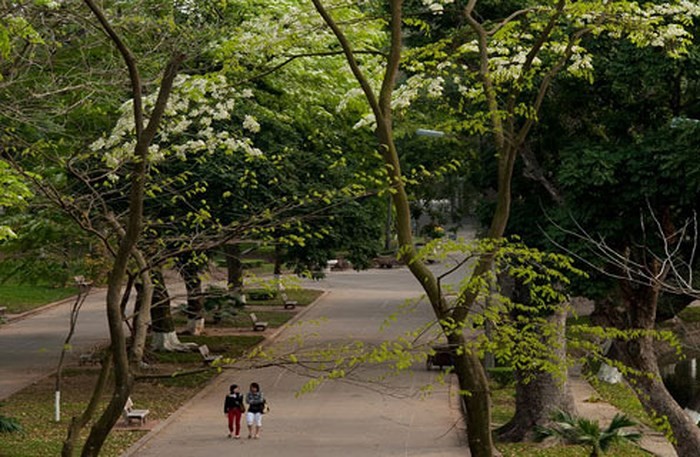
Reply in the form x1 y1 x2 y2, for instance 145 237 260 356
449 332 497 454
498 309 575 441
604 278 700 456
62 352 112 457
497 279 575 441
225 243 243 292
180 260 204 335
129 251 153 365
149 270 175 334
273 244 283 277
617 334 700 456
150 269 194 352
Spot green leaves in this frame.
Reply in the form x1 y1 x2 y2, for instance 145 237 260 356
536 410 642 455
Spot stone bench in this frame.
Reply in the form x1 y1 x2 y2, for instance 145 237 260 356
198 344 222 365
250 313 268 331
281 293 298 310
123 397 149 426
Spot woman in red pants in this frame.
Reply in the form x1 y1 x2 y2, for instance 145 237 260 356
223 384 245 438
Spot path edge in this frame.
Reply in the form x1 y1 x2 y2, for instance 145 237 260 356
120 288 330 457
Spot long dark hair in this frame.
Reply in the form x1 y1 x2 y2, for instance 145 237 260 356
249 382 260 392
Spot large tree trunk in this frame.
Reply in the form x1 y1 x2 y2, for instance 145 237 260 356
609 283 700 456
180 260 205 335
497 276 575 441
497 308 575 441
225 243 243 292
149 269 195 352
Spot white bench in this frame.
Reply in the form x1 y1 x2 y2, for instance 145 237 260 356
249 313 268 331
123 397 149 426
198 344 222 365
281 293 298 310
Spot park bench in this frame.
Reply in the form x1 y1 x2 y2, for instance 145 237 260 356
79 352 100 366
198 344 222 365
122 397 150 426
0 306 6 317
249 313 268 331
281 292 298 310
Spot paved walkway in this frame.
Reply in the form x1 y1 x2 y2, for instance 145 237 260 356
124 269 468 457
0 242 679 456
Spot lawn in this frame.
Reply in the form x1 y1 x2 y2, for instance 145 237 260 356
246 288 323 307
0 282 76 314
0 334 262 457
492 383 650 457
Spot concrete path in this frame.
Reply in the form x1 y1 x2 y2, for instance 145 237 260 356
0 217 678 456
125 268 469 457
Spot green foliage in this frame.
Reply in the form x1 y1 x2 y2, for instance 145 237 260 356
587 379 653 429
426 236 587 376
535 410 642 457
0 407 22 433
486 367 515 387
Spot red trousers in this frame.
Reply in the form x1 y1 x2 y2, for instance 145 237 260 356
227 409 242 435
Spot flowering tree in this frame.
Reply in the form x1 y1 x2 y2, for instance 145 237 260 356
309 0 700 455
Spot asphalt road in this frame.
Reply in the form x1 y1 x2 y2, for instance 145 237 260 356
0 294 111 400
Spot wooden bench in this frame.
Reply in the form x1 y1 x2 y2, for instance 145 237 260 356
123 397 149 426
198 344 222 365
249 313 268 331
281 293 298 310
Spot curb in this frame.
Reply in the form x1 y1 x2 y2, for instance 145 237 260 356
120 288 330 457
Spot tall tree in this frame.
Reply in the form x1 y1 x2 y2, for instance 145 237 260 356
311 0 700 454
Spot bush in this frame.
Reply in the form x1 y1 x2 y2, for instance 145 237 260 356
246 288 277 300
0 414 22 434
487 367 515 386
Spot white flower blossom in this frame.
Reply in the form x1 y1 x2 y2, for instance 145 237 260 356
243 115 261 133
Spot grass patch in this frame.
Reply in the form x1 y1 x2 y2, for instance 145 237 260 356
588 378 653 428
492 382 649 457
0 282 76 314
0 334 262 457
247 288 323 307
678 306 700 323
490 384 515 427
173 309 295 329
498 441 648 457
